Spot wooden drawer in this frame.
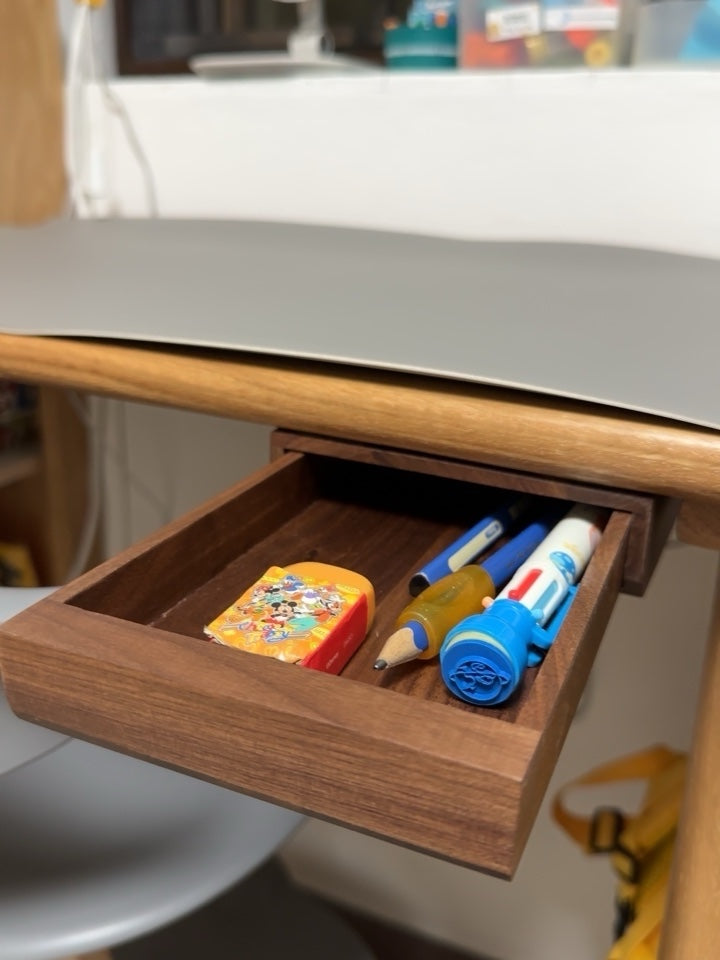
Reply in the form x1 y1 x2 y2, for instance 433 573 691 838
0 431 676 877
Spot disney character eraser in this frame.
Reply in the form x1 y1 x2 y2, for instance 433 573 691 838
204 562 375 675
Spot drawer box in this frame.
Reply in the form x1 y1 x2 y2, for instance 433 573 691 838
0 432 676 877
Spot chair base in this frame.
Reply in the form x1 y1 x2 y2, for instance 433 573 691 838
114 859 376 960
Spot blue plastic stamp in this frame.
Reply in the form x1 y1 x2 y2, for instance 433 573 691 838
439 589 576 706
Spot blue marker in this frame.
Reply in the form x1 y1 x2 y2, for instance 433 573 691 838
439 504 606 705
409 498 529 596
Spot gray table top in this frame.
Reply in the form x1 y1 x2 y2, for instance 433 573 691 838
2 219 718 430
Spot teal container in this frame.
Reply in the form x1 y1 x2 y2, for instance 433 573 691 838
384 24 458 68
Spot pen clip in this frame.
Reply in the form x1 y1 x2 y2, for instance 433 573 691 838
527 585 578 667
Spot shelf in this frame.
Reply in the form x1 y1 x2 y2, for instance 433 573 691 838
87 70 720 264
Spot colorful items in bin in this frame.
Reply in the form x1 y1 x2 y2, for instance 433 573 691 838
407 0 458 27
384 0 458 68
204 562 374 674
459 0 536 67
457 0 620 68
374 509 565 671
439 503 606 705
541 0 620 65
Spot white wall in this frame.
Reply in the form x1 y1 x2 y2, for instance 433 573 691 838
98 400 717 960
99 400 272 553
95 71 720 259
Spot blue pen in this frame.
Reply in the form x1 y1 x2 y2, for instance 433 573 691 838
409 498 529 597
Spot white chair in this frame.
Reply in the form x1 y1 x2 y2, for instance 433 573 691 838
0 587 307 960
0 588 68 776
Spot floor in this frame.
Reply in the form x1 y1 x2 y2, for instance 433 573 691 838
115 859 488 960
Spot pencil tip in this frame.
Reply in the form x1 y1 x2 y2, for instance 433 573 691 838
374 659 387 671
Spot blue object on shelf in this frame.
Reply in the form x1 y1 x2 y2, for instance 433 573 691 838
407 0 458 28
384 23 458 68
680 0 720 58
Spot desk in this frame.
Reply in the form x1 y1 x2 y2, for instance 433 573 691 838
0 331 718 958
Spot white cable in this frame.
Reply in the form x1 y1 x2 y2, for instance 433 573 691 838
114 400 134 545
65 394 105 582
65 3 159 218
65 2 92 217
87 13 159 217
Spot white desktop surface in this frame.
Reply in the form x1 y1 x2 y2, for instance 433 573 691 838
2 218 718 430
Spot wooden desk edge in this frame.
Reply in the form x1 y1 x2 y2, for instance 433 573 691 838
1 333 720 545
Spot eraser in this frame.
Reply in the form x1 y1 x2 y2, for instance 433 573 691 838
204 562 375 675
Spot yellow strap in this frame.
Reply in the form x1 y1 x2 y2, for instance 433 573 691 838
618 757 685 860
552 745 685 854
554 748 685 960
608 839 675 959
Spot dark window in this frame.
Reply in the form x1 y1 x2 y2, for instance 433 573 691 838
115 0 411 74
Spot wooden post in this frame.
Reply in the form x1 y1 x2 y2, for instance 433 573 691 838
0 0 66 223
659 555 720 957
36 387 100 584
0 3 93 584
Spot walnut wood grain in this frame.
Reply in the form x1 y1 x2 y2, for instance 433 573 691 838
0 0 65 223
272 430 675 595
0 334 719 504
517 511 630 858
0 446 634 876
0 598 538 876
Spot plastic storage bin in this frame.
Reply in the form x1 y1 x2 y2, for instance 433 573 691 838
458 0 621 67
